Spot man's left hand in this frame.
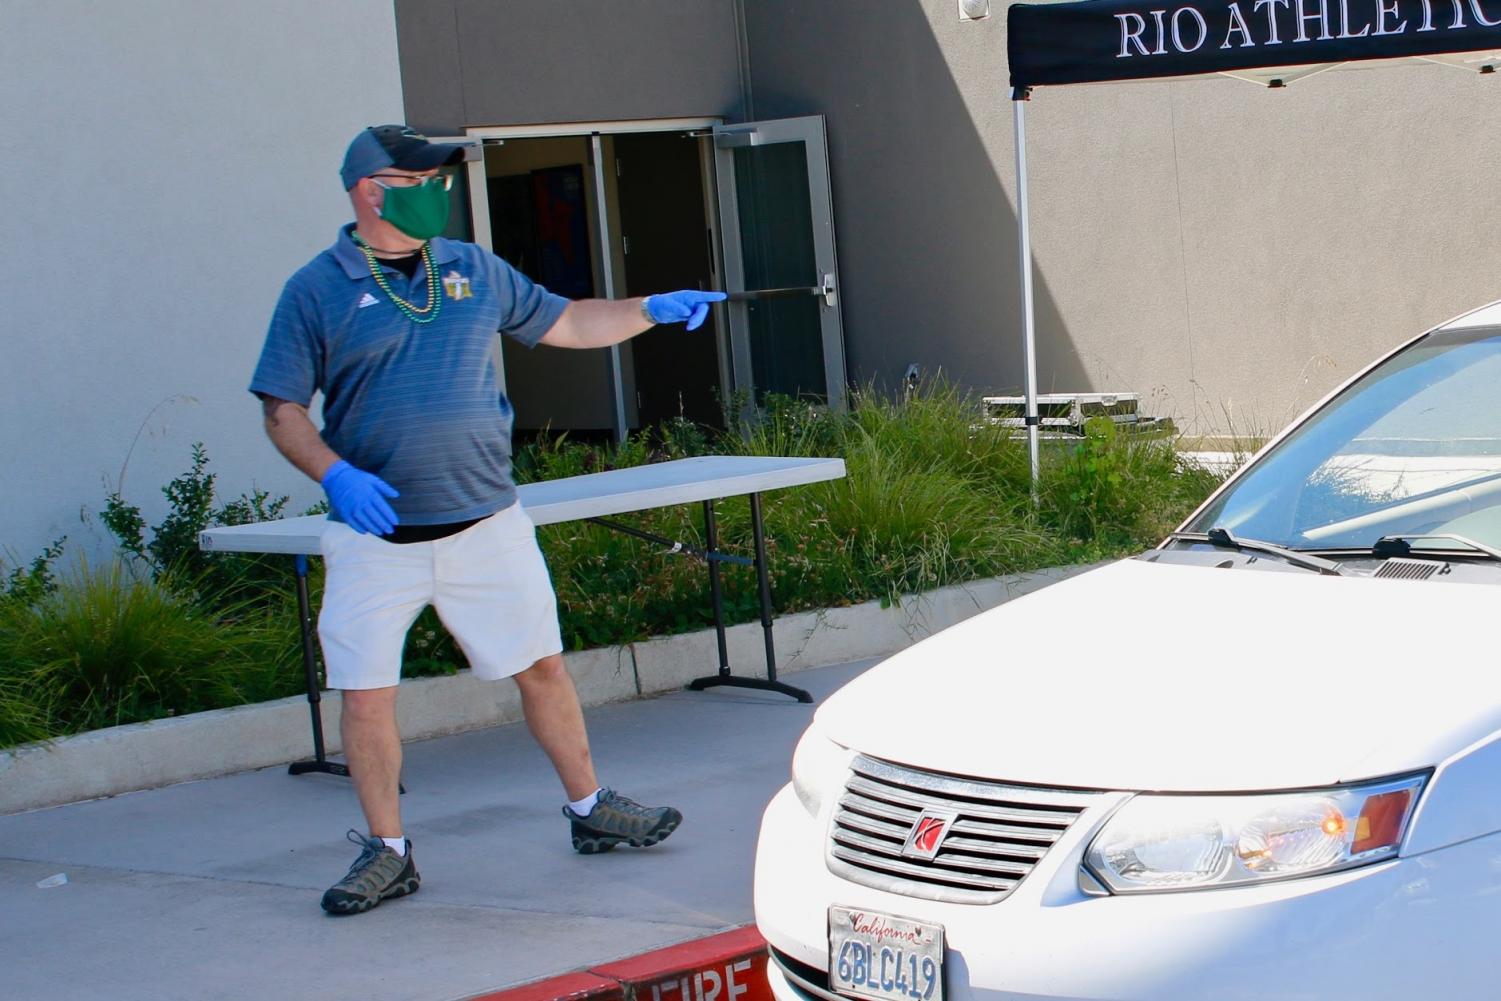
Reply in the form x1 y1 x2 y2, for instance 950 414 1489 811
643 290 728 331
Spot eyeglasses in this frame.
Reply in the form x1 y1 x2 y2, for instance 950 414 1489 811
369 172 454 192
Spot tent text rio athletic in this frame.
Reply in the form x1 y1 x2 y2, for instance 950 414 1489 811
1116 0 1501 58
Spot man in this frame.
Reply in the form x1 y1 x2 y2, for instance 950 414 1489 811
251 125 724 915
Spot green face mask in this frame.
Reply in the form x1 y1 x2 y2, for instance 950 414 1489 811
375 177 451 240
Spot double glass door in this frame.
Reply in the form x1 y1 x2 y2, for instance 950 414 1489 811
456 114 847 434
713 115 846 409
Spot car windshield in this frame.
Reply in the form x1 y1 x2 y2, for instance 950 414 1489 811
1186 325 1501 551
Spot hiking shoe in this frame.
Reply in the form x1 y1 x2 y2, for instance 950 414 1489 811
320 830 420 915
564 788 683 854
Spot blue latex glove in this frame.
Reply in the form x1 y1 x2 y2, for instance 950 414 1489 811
321 460 400 535
644 290 728 331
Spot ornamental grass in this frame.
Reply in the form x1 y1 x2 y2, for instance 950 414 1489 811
0 381 1226 748
0 560 298 739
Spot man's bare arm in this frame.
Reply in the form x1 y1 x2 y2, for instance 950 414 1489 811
537 298 652 350
538 291 725 349
259 395 340 483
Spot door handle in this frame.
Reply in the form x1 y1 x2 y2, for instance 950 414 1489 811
726 286 820 302
726 274 837 307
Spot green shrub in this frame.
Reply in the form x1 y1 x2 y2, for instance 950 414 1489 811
0 560 294 737
541 507 759 650
1 539 66 746
401 607 464 679
1037 417 1221 555
3 536 65 608
1 380 1226 747
0 674 51 748
737 393 844 458
532 380 1220 635
660 415 711 460
101 442 215 574
101 443 308 612
768 428 1040 606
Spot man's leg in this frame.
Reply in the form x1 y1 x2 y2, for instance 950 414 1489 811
513 653 598 801
320 684 421 914
316 522 429 914
431 506 680 851
514 652 683 854
341 686 403 837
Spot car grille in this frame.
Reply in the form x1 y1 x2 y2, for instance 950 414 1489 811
827 754 1096 904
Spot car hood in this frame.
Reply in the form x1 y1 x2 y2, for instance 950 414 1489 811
817 558 1501 791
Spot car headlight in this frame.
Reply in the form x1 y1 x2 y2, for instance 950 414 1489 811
1082 773 1427 894
790 726 853 817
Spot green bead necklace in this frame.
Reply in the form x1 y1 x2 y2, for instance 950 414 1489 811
352 233 442 324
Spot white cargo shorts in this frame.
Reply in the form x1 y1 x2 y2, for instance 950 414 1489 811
317 501 564 690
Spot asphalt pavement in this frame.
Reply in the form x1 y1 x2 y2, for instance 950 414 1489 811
0 659 877 1001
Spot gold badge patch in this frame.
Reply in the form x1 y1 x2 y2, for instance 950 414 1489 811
443 271 473 300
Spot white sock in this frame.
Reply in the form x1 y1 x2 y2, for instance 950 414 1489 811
568 788 603 815
380 836 407 856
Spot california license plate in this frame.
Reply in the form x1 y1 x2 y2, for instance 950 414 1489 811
828 906 944 1001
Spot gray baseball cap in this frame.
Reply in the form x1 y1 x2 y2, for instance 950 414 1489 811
340 124 465 190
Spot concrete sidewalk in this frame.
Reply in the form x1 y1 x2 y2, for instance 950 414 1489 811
0 659 877 1001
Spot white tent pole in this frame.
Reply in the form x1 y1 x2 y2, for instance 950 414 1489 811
1013 98 1040 489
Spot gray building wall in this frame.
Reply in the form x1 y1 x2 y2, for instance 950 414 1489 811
2 1 406 563
741 2 1089 401
397 0 1501 443
395 0 748 133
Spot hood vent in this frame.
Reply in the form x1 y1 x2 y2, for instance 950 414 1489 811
1373 558 1444 580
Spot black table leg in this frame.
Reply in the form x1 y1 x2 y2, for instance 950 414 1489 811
703 499 732 679
688 492 813 703
287 554 349 779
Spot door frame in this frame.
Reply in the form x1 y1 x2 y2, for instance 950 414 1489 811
460 118 727 440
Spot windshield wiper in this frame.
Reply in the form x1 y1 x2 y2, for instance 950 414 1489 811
1372 533 1501 562
1167 527 1349 576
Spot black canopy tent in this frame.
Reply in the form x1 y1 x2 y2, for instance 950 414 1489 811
1004 0 1501 481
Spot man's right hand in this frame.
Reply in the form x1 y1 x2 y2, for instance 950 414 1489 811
643 290 728 331
321 460 400 535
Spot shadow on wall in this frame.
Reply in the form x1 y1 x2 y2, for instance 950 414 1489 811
741 0 1087 398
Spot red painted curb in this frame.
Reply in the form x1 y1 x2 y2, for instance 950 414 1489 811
468 971 625 1001
471 926 771 1001
591 926 766 982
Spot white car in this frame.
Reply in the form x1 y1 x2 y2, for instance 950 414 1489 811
754 302 1501 1001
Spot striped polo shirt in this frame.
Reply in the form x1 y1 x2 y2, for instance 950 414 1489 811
250 224 569 525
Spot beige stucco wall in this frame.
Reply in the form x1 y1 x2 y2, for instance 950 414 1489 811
1028 62 1501 438
743 2 1501 437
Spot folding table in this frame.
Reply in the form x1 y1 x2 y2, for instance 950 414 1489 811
199 454 846 780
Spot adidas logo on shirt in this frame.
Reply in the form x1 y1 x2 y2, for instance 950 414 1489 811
358 292 379 309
